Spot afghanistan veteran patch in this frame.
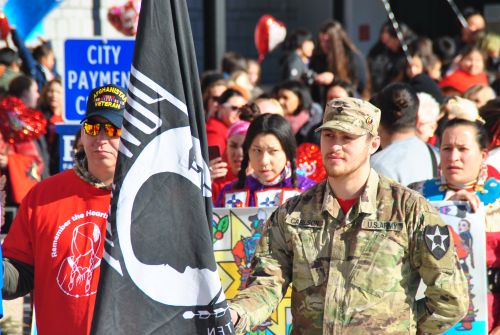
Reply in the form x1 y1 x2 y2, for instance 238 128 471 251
424 225 450 260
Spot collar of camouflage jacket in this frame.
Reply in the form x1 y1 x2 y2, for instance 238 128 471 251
73 153 112 190
321 169 379 221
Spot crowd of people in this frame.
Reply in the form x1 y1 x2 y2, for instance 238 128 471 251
0 6 498 335
203 10 499 334
0 25 61 210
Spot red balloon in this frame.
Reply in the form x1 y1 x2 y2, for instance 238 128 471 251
108 0 141 36
296 143 326 183
0 13 11 41
254 14 286 63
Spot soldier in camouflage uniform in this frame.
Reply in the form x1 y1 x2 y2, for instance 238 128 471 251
229 97 468 334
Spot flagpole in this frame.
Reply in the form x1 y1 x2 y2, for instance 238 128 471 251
379 0 412 65
92 0 101 36
444 0 469 29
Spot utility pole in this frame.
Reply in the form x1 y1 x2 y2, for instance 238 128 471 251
92 0 101 36
203 0 225 71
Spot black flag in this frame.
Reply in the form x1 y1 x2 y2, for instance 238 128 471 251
91 1 234 333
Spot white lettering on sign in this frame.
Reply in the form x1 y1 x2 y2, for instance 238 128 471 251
75 96 86 116
67 70 129 90
68 71 78 89
62 134 76 162
87 45 122 65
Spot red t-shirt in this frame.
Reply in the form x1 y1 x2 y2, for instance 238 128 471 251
3 169 111 335
337 197 359 214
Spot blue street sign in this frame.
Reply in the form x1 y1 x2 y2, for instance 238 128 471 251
56 123 81 172
64 38 134 123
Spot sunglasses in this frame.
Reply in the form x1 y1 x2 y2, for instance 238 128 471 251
83 120 121 137
223 104 240 112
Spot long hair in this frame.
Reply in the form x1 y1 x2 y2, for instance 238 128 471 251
318 21 360 84
317 20 371 98
38 79 62 109
235 114 298 189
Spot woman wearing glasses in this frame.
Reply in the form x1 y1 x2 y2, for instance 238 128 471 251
206 88 247 157
216 114 315 208
210 120 250 204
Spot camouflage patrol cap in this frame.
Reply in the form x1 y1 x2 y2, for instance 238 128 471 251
315 97 381 136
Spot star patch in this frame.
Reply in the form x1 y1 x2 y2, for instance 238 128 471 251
424 225 450 260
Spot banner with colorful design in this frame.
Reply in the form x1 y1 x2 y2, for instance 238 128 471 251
425 201 488 334
213 207 292 334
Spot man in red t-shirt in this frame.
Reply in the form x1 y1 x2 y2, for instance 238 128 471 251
2 84 126 335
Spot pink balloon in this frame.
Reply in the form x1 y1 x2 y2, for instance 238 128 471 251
108 0 141 36
254 14 286 63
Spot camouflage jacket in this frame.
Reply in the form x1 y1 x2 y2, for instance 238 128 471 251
230 170 468 335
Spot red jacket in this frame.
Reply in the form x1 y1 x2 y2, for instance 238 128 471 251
206 117 229 157
439 68 488 94
212 169 237 205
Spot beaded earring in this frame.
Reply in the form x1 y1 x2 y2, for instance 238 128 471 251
475 161 488 193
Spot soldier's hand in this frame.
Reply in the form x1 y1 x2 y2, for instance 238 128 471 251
444 189 480 212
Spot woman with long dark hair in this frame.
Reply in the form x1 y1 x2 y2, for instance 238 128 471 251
311 20 371 102
216 114 315 207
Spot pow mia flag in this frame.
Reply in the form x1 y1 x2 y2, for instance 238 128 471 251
424 225 450 260
91 1 234 334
